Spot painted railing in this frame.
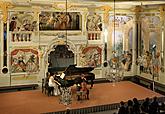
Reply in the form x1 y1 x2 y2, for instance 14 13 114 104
11 31 33 42
87 31 101 40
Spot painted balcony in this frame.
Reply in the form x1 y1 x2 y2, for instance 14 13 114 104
87 31 101 40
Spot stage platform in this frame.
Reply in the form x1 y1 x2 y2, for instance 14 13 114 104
0 81 164 114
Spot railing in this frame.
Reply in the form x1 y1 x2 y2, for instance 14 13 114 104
11 31 33 42
87 31 101 40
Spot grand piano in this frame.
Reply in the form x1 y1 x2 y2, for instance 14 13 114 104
53 64 95 88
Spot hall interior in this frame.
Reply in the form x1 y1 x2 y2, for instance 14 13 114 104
0 0 165 92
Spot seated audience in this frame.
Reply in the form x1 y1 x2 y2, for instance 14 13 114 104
149 97 160 114
126 100 134 114
118 101 127 114
133 98 140 114
141 97 150 114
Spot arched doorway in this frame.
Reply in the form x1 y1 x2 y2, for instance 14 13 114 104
48 45 74 73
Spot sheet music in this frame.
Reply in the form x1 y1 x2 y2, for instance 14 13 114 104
60 73 65 79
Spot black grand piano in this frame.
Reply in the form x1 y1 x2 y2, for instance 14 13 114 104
52 64 95 88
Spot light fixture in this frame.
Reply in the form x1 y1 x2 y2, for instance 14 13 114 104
113 0 116 54
59 0 72 106
107 0 123 83
65 0 68 46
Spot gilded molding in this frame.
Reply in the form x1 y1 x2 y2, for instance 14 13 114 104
52 3 72 11
95 6 112 25
0 1 13 23
98 6 112 12
159 5 165 21
32 6 41 21
131 6 143 13
131 6 143 21
40 31 81 36
100 6 112 24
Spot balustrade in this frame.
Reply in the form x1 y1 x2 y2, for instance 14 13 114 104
11 31 32 42
87 31 101 40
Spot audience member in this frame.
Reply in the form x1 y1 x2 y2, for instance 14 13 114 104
133 98 141 114
118 101 127 114
141 97 150 113
149 97 160 114
126 100 134 114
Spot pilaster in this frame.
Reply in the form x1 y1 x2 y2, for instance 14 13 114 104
131 6 143 74
98 6 112 61
159 6 165 69
0 1 13 23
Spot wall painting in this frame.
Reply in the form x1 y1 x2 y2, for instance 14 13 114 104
86 13 102 31
80 46 102 67
11 49 39 73
39 12 81 30
9 11 37 32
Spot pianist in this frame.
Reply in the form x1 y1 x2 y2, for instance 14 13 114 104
48 74 60 96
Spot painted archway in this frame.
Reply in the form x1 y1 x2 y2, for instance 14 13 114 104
43 38 76 75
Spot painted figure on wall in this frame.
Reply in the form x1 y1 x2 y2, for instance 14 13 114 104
39 12 81 30
11 49 39 73
152 52 160 80
86 13 102 31
9 12 37 32
80 46 102 67
110 15 132 28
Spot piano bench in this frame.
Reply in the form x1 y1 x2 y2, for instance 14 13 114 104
48 86 54 96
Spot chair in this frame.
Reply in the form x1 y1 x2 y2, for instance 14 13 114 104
42 78 54 96
48 86 54 96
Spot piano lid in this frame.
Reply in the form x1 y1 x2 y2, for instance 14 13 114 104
64 64 94 75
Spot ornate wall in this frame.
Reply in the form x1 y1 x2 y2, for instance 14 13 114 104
0 1 164 86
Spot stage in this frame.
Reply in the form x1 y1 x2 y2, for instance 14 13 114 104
0 81 164 114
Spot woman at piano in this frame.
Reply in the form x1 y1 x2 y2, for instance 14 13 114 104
48 73 61 96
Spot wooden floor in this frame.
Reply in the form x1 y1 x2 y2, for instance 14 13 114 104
0 81 163 114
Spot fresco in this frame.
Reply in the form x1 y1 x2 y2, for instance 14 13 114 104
110 15 132 27
86 13 102 31
39 12 81 30
11 49 39 73
9 12 37 31
141 16 160 29
80 46 102 67
141 16 160 56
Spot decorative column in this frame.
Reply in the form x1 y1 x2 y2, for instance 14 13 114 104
0 2 13 23
75 45 80 65
131 6 142 74
0 20 4 70
99 6 112 61
0 1 13 74
80 11 88 35
159 6 165 70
